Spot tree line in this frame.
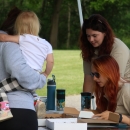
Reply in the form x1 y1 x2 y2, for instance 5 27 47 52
0 0 130 49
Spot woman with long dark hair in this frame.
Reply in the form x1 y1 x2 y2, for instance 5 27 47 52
79 14 130 93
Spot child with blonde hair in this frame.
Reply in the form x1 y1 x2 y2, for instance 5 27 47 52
0 11 54 120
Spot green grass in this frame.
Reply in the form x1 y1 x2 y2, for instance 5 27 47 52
36 50 84 96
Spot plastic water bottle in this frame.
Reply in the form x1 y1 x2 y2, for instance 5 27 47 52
46 75 56 110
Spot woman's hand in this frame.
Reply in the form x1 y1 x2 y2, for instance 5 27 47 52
92 110 110 120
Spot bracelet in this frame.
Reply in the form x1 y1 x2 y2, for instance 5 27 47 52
119 114 122 123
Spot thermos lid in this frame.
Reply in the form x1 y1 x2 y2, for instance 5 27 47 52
81 92 91 96
47 79 56 85
47 74 56 85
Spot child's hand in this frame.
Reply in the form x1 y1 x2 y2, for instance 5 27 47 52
42 72 48 78
0 33 8 42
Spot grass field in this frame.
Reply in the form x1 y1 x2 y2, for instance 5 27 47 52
36 50 84 96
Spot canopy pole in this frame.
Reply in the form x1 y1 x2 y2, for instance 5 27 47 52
77 0 83 27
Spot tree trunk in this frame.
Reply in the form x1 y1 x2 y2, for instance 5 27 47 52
40 0 46 17
66 3 71 49
50 0 62 49
20 0 24 5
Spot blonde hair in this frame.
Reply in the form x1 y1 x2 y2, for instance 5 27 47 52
14 11 41 35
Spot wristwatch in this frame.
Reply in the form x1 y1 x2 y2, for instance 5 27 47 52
119 114 122 123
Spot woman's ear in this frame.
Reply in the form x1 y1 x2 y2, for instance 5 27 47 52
104 33 106 36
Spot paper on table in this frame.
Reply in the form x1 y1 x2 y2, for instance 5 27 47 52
79 111 94 118
38 119 46 126
38 127 49 130
46 118 87 130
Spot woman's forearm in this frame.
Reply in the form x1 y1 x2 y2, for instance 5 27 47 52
122 115 130 125
83 74 94 93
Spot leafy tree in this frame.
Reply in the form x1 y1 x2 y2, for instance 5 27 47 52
50 0 63 49
0 0 130 49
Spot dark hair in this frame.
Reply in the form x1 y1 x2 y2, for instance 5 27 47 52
92 55 119 112
79 14 115 61
0 7 21 35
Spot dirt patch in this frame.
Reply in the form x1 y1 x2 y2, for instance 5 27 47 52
65 95 81 110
